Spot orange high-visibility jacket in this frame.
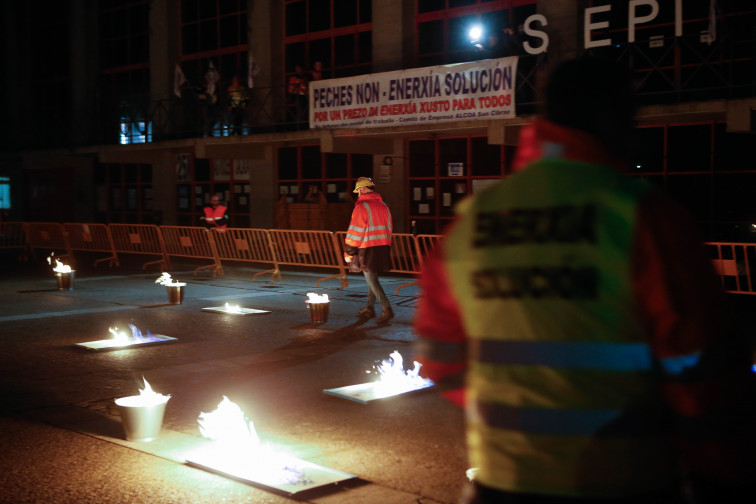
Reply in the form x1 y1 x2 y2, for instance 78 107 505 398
345 192 392 250
203 205 228 229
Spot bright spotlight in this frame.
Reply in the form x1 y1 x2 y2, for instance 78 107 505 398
469 25 483 42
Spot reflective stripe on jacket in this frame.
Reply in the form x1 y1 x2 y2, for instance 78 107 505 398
345 192 392 249
442 159 678 497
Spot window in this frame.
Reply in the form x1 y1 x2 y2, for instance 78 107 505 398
99 1 151 146
627 121 756 242
179 0 249 109
277 145 371 204
174 154 251 227
0 177 10 211
96 162 153 224
407 136 513 234
284 0 372 81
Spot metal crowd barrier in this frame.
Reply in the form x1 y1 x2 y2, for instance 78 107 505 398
210 227 280 282
16 222 756 297
707 242 756 295
63 223 119 267
108 223 168 271
22 222 72 263
333 231 441 295
268 229 347 288
0 222 27 255
159 226 222 277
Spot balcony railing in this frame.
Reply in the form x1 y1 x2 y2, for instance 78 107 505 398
24 33 756 150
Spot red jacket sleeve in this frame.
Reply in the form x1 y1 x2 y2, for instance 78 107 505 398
414 241 468 407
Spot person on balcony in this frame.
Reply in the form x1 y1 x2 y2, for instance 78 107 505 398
227 76 249 136
287 64 309 124
344 177 394 324
201 195 229 230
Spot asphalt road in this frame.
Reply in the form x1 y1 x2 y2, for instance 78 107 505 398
0 251 468 504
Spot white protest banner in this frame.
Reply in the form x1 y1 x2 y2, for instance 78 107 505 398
309 57 518 129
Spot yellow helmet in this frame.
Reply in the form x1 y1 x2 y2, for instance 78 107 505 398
353 177 375 193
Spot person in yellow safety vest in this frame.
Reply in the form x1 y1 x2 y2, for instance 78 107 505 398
344 177 394 324
414 57 756 503
201 195 229 230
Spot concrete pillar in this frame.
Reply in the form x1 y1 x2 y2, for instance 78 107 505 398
249 0 281 124
372 138 407 233
535 3 582 98
248 147 276 228
152 152 178 226
70 0 99 147
372 0 415 72
150 0 181 140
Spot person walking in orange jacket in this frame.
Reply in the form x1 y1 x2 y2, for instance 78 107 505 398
344 177 394 323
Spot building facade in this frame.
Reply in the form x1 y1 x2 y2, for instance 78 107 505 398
1 0 755 241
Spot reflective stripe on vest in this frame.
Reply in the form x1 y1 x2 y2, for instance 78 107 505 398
444 159 671 496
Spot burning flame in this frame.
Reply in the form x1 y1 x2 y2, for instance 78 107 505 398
224 302 242 313
107 324 158 347
47 253 72 273
196 396 311 485
306 292 329 304
115 377 170 407
370 350 433 389
155 272 185 287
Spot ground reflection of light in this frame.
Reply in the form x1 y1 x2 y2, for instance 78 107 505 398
224 302 242 313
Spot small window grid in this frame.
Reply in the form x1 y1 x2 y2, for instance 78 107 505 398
277 145 372 205
175 154 251 228
407 136 514 234
97 162 154 224
284 0 373 81
179 0 249 87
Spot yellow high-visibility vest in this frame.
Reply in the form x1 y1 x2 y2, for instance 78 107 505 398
444 159 676 497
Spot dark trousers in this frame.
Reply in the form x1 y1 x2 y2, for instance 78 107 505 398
363 271 390 312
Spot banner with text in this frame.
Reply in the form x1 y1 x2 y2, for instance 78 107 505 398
309 57 518 129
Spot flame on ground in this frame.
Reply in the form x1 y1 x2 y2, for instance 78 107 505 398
195 396 312 486
306 292 329 304
108 324 159 347
371 350 433 390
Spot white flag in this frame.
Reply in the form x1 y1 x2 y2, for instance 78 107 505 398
174 64 187 97
708 0 717 45
248 54 260 89
206 61 220 96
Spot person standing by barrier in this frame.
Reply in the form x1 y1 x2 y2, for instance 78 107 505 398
414 56 755 503
201 195 229 230
344 177 394 323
